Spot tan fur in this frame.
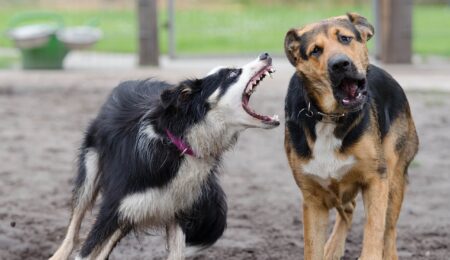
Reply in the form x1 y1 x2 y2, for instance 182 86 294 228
285 15 371 114
284 13 419 260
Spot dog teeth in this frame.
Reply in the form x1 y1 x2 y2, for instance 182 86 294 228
246 83 256 94
272 114 279 121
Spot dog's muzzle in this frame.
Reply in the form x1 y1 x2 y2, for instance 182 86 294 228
328 54 368 110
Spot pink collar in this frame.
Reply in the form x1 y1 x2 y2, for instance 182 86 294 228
165 129 195 157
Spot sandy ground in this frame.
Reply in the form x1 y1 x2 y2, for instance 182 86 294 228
0 64 449 259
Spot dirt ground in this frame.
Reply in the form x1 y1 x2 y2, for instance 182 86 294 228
0 68 449 260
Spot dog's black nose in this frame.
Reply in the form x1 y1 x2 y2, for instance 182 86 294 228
259 52 270 60
328 54 352 73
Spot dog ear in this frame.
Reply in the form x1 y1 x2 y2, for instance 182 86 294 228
179 86 192 102
160 82 197 108
285 29 301 66
347 12 374 42
160 88 178 108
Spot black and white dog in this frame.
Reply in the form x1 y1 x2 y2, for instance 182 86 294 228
50 53 279 260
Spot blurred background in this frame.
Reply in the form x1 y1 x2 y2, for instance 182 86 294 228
1 1 450 259
0 0 449 69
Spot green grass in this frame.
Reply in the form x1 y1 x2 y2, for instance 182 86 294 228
0 56 18 69
413 5 450 56
0 8 138 53
173 5 372 55
0 4 449 56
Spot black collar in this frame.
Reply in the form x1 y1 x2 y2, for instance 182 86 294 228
298 101 346 123
298 88 347 123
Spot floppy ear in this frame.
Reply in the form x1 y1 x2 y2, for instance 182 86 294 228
347 12 374 42
284 29 301 66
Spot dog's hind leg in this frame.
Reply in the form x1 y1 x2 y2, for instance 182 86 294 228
166 222 186 260
50 148 100 260
77 200 129 260
324 199 356 260
92 228 126 260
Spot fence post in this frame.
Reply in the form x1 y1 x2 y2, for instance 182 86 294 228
137 0 159 66
376 0 413 63
168 0 176 59
373 0 382 60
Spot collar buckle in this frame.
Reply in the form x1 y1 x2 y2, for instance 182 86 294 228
299 102 346 123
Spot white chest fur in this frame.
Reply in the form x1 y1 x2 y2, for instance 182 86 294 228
118 157 213 225
302 122 356 181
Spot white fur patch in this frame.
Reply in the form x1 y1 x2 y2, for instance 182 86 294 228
118 157 213 225
302 122 356 180
207 88 221 104
77 148 99 209
186 110 238 158
167 223 186 260
50 149 99 260
140 124 159 140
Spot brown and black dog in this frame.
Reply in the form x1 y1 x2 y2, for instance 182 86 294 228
283 13 418 260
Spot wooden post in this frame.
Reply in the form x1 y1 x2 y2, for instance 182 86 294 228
137 0 159 66
373 0 382 60
376 0 413 63
168 0 176 59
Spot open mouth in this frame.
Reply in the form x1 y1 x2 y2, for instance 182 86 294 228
242 65 280 126
338 77 367 108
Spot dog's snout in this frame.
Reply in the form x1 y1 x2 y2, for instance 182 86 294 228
258 53 272 65
259 52 270 60
328 55 352 73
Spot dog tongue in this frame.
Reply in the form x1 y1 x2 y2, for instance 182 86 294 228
343 81 358 98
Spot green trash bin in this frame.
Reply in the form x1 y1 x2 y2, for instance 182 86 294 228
8 12 68 70
20 32 68 70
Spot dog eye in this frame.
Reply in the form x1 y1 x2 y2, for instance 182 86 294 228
339 35 353 44
310 46 323 57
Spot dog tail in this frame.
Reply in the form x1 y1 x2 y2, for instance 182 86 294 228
177 172 227 249
73 130 100 212
49 128 100 259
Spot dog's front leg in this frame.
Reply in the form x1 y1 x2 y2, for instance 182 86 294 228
166 222 186 260
360 176 388 260
303 202 329 260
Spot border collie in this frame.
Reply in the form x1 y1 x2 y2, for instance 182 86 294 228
50 53 279 260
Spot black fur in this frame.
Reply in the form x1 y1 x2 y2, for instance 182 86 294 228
75 69 242 257
367 65 409 139
176 170 227 247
